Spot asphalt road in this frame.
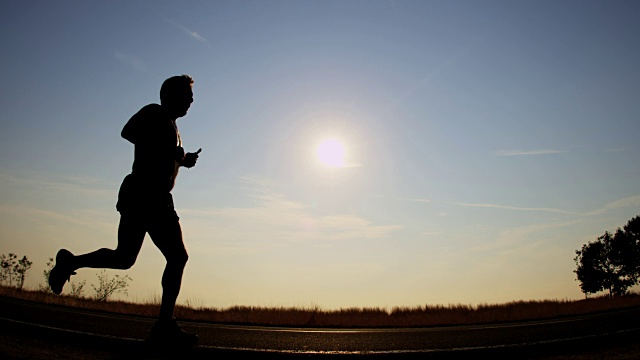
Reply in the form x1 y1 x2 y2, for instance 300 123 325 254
1 296 640 359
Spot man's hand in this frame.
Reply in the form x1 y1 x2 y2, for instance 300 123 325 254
182 148 201 168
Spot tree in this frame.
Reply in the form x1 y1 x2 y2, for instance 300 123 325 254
574 216 640 297
1 253 18 286
39 257 55 293
70 280 87 298
1 253 32 289
91 270 132 302
14 255 32 290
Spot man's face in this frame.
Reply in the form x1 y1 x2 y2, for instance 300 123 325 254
166 86 193 118
176 87 193 117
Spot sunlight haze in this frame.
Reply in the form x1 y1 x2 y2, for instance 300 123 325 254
316 139 347 168
1 0 640 310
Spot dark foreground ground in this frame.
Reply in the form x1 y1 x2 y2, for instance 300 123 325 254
2 318 640 360
2 294 640 359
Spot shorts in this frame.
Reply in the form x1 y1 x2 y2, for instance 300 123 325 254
116 174 179 222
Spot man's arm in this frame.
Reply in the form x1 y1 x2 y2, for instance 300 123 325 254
181 148 201 168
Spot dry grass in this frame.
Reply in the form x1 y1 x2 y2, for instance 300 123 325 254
2 285 640 328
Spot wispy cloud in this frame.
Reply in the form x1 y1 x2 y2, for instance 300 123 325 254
388 40 480 111
421 231 443 236
0 204 113 232
162 16 212 48
383 189 640 219
471 219 584 252
183 176 402 246
452 202 574 214
494 149 566 156
373 194 432 203
387 193 570 214
0 171 113 197
581 195 640 216
439 194 640 218
402 197 431 203
604 148 625 153
114 51 148 72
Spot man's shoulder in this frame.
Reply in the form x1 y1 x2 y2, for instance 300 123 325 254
130 104 168 123
122 104 166 143
136 103 163 117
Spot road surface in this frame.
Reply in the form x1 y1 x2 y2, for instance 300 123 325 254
1 296 639 359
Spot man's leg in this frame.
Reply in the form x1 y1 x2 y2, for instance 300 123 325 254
73 215 146 270
49 215 146 294
146 216 197 345
147 218 188 321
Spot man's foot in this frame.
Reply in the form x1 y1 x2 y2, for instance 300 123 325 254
149 319 198 347
48 249 76 295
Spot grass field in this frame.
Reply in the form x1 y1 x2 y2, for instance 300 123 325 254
3 285 640 328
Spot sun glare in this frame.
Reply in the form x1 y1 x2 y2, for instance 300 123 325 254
316 139 346 168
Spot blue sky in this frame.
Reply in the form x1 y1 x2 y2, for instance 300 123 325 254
1 0 640 309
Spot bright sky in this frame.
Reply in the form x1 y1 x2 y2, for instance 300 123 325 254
2 1 640 310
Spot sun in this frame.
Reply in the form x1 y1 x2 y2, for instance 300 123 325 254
315 138 346 167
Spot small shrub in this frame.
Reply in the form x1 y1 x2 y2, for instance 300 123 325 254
91 270 132 302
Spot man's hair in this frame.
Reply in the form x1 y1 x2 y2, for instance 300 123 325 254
160 75 194 104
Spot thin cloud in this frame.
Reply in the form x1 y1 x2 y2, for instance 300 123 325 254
387 193 570 214
0 171 112 197
604 148 625 153
451 194 640 217
421 231 443 236
388 40 480 111
582 195 640 216
471 219 584 252
494 149 566 156
407 197 431 203
383 191 587 216
183 176 402 245
374 194 432 203
452 202 574 215
0 204 112 232
114 51 148 72
162 16 212 48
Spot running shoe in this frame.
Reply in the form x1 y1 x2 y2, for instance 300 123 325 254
149 318 198 347
48 249 76 295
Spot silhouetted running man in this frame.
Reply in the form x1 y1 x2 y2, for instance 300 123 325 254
49 75 201 346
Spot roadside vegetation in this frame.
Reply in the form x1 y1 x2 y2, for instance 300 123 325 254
2 285 640 328
2 214 640 328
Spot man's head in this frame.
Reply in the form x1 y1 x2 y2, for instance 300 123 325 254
160 75 194 119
